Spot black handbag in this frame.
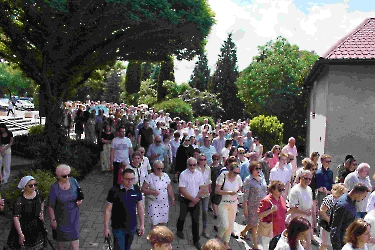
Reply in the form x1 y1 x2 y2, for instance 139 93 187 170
318 217 331 232
211 174 226 205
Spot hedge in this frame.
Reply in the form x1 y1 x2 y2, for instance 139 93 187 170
153 98 193 122
250 115 284 152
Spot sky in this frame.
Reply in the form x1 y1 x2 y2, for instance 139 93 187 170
173 0 375 84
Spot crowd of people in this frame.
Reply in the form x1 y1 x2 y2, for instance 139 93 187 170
1 101 375 250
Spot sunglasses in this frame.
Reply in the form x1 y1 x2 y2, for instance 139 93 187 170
239 152 245 154
213 158 220 160
188 164 197 166
156 141 162 143
61 174 71 178
278 188 285 192
255 168 262 171
233 172 240 175
199 159 206 161
28 183 38 188
311 168 317 171
275 147 280 150
124 178 135 181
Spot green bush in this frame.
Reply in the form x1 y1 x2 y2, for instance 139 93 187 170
3 169 56 211
12 134 45 158
250 115 284 152
195 116 215 128
153 98 193 122
28 124 45 135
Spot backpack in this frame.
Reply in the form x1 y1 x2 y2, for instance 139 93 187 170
269 233 282 250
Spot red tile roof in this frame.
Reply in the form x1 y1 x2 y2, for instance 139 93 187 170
321 18 375 60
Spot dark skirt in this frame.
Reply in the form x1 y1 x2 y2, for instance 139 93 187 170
6 217 45 250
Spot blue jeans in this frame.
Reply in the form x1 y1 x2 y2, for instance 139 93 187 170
113 228 136 250
201 197 209 229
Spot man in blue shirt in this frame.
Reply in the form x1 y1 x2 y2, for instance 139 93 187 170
330 183 369 250
104 168 145 250
199 136 216 165
316 154 335 210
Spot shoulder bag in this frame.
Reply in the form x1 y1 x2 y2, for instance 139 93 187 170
257 198 274 238
211 174 226 205
145 175 156 202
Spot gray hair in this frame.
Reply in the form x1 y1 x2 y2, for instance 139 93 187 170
357 163 370 171
153 160 164 168
187 157 197 164
56 164 71 176
300 169 312 177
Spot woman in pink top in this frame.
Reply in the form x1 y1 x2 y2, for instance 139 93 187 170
269 145 281 169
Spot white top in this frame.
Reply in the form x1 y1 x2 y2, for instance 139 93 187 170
289 184 313 223
179 169 204 198
342 243 368 250
221 148 230 159
274 230 304 250
125 163 148 187
368 191 375 212
216 173 243 202
196 165 212 198
141 156 152 173
270 163 292 185
364 212 375 250
111 137 133 164
345 171 372 212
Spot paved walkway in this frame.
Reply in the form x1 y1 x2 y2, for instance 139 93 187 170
0 159 320 250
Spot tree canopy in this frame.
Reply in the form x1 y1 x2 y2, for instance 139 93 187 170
189 53 210 91
236 36 318 143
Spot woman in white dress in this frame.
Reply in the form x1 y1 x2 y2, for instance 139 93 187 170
142 160 175 227
275 216 311 250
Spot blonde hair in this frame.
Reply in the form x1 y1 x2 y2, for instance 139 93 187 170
202 239 226 250
147 226 174 246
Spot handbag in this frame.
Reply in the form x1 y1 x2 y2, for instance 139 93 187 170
103 237 112 250
318 217 331 232
145 175 157 202
257 199 274 238
211 174 226 205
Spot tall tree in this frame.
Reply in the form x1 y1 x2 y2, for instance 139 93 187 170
141 62 153 81
0 62 32 98
125 61 142 94
189 53 210 91
157 55 175 102
103 70 122 103
0 0 214 169
236 36 318 143
211 33 243 120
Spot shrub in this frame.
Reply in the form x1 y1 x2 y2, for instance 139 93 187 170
3 169 56 212
28 124 45 135
195 116 215 128
153 98 193 122
32 139 100 181
250 115 284 152
12 134 45 158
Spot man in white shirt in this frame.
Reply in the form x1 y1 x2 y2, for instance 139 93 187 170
212 129 226 157
110 126 133 186
176 157 205 250
200 118 212 132
269 153 292 200
196 153 212 239
288 169 314 250
345 163 372 218
282 137 298 174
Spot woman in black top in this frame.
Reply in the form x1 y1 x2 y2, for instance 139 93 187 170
100 123 115 171
6 176 45 250
0 123 13 184
175 136 194 181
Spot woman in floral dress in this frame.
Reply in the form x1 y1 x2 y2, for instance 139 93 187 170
240 161 267 249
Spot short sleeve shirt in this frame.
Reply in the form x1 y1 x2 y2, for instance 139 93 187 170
1 131 13 144
111 137 133 163
217 173 242 202
106 185 142 230
179 169 204 198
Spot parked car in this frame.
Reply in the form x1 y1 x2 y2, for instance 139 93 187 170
15 100 34 110
0 98 9 111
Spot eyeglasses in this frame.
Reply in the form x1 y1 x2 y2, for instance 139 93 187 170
239 152 245 154
139 151 145 154
28 183 38 188
275 147 280 150
352 163 358 166
325 160 331 163
233 172 240 175
255 168 262 171
157 168 164 171
185 140 190 142
124 178 135 181
156 141 162 143
61 174 71 178
311 168 317 171
199 159 206 161
278 188 285 192
302 177 312 181
188 164 197 166
289 158 294 161
213 158 220 161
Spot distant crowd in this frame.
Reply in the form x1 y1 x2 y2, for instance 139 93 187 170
1 100 374 250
